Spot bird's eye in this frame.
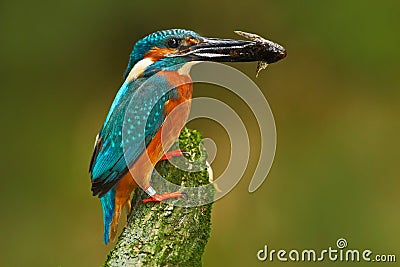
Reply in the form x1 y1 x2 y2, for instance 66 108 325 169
167 38 180 48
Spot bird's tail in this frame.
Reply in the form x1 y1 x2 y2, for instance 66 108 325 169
100 187 116 244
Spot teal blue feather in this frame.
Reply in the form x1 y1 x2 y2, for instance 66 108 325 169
90 76 175 196
91 75 176 243
100 187 116 244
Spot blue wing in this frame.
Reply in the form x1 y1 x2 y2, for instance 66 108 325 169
89 75 176 197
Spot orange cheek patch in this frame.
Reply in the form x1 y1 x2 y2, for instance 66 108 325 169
145 47 176 61
185 37 199 45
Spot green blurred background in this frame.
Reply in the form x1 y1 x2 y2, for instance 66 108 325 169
1 0 399 266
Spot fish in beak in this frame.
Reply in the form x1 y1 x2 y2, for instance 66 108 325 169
176 30 286 76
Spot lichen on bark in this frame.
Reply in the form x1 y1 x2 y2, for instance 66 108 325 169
104 128 215 267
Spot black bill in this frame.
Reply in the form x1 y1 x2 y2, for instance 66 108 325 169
179 31 287 64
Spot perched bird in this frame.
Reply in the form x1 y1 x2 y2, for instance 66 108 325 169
89 29 286 244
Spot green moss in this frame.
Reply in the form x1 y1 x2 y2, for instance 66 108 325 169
104 128 214 267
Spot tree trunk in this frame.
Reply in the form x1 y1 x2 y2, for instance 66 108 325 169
104 128 215 267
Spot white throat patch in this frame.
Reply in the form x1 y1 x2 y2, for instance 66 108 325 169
125 58 198 81
125 57 154 82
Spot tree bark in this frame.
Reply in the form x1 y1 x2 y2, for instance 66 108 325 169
104 128 215 267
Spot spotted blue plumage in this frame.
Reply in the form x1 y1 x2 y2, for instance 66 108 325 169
90 73 180 243
91 76 177 243
90 76 179 191
90 29 198 192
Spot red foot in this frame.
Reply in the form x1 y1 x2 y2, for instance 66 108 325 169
159 150 188 161
143 191 183 203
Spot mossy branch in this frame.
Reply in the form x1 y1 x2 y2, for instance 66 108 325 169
104 128 215 267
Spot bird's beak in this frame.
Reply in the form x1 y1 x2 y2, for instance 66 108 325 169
178 36 287 64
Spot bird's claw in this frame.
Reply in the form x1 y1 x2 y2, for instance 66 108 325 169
159 150 189 162
143 191 183 203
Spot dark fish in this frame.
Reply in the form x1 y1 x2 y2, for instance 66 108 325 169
234 30 286 77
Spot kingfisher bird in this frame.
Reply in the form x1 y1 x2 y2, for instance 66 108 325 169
89 29 286 244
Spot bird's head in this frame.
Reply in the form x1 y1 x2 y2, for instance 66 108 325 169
124 29 286 81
